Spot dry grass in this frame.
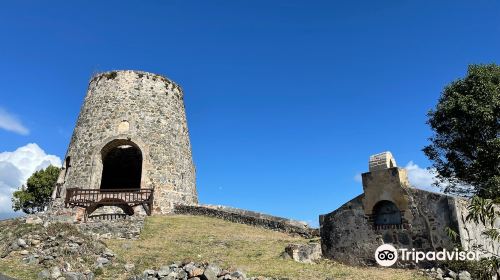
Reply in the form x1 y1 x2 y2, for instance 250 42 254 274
0 257 42 280
106 215 429 280
0 215 429 279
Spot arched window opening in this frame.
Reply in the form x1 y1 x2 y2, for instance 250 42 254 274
100 140 142 190
63 156 71 181
373 200 402 225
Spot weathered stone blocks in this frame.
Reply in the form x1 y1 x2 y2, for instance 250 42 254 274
55 70 198 214
283 243 322 263
320 152 500 266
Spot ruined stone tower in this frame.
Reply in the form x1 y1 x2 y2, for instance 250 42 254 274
55 70 198 214
320 152 500 265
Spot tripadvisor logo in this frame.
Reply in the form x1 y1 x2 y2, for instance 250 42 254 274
375 244 479 267
375 244 398 266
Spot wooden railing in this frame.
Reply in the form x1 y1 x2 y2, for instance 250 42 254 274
65 188 154 218
373 224 405 230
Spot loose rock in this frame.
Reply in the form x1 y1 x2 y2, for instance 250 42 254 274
125 263 135 272
17 238 27 248
283 243 322 263
26 216 43 224
96 257 109 266
458 271 471 280
50 266 61 279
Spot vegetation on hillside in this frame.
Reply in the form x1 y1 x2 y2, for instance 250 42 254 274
104 215 428 280
0 215 429 280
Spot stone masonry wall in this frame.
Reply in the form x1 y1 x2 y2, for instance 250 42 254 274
175 204 319 238
453 199 500 257
319 189 460 266
57 70 198 214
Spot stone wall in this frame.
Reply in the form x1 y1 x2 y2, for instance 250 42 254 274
319 188 487 266
319 195 381 265
318 152 484 266
174 204 319 238
453 199 500 257
55 70 198 214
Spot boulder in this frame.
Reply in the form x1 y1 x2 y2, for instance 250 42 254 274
124 263 135 272
63 272 84 280
96 257 109 266
446 269 457 279
102 248 115 258
17 238 27 248
283 243 322 263
38 269 50 279
177 269 188 279
24 254 38 265
436 268 444 275
164 272 178 280
190 267 204 277
26 216 43 224
203 264 219 280
157 265 171 277
184 263 203 277
50 266 61 279
458 271 471 280
143 269 155 276
63 262 72 272
230 270 246 280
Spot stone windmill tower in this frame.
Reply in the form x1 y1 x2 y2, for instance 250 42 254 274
53 70 198 215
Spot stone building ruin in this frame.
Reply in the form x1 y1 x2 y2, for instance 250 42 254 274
49 69 498 267
51 70 198 217
319 152 500 265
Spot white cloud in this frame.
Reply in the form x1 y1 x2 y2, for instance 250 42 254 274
0 108 29 135
354 173 362 183
0 143 61 217
404 161 442 193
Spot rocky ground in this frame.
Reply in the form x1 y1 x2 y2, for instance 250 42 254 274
421 267 471 280
0 214 431 280
128 261 274 280
0 216 113 280
0 216 284 280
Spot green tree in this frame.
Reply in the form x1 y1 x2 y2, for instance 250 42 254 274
427 64 500 279
11 165 60 214
423 64 500 198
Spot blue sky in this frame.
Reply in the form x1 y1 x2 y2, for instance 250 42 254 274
0 0 499 224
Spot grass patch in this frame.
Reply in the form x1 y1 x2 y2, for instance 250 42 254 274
0 257 42 280
106 215 429 280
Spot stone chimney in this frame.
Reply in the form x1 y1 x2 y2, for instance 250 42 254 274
368 151 397 172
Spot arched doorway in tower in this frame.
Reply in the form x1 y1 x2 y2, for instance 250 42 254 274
373 200 402 226
100 140 142 190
